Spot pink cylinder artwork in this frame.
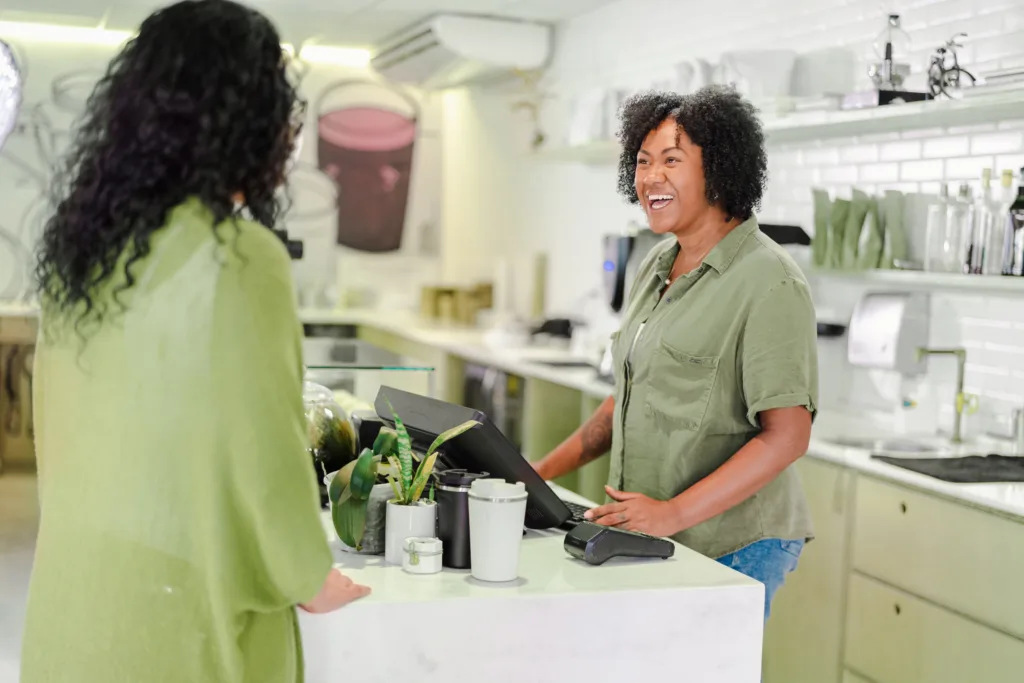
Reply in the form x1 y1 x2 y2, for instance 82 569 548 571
316 91 418 253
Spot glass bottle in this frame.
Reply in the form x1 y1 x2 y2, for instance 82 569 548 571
1000 170 1015 204
948 184 975 274
1004 169 1024 276
925 184 951 272
975 169 999 275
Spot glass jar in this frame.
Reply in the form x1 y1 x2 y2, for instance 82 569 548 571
303 380 357 486
925 184 955 273
870 14 912 89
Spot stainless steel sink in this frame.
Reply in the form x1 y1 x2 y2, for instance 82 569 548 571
531 359 596 369
825 436 952 455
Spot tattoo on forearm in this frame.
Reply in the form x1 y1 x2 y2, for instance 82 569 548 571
579 409 613 465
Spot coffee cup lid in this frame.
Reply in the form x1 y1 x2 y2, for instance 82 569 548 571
437 468 490 487
469 479 527 501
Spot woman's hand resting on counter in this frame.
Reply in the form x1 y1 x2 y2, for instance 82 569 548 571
299 567 371 614
585 486 683 537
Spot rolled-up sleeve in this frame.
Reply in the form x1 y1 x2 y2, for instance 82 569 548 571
741 277 819 428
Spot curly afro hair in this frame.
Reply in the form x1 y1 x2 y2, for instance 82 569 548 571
615 85 767 222
36 0 300 328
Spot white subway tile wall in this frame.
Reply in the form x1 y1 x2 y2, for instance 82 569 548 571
530 0 1024 429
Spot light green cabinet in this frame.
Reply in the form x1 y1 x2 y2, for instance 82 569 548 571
852 477 1024 639
764 455 1024 682
845 573 1024 683
575 394 611 503
763 457 854 683
521 377 584 493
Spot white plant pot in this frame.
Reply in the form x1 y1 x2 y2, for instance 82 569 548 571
385 500 437 565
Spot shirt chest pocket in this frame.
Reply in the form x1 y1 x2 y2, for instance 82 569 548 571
644 341 719 432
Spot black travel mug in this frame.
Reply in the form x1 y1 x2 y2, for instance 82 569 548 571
436 469 489 569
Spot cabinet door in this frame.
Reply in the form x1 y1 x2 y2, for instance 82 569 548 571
763 457 853 683
845 574 1024 683
576 395 611 504
0 343 35 470
852 476 1024 639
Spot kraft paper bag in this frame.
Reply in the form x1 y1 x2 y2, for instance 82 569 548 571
811 188 831 268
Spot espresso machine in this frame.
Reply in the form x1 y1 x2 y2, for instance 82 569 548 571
597 225 664 381
602 224 664 313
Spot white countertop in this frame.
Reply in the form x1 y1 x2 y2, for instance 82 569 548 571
299 482 764 683
807 412 1024 523
0 302 38 319
302 307 616 399
315 520 756 608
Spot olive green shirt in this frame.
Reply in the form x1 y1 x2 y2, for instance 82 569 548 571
22 199 333 683
608 216 816 559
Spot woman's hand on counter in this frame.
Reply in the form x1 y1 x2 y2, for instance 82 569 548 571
299 567 371 614
585 486 684 537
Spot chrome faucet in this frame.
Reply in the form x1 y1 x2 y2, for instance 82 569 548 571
916 347 978 444
1013 408 1024 455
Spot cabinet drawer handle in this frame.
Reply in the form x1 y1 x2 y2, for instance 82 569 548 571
894 603 902 616
899 502 907 514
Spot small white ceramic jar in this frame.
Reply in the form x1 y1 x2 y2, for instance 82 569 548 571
402 537 443 575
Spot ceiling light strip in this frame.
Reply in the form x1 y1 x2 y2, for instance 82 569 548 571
0 21 131 46
0 21 369 66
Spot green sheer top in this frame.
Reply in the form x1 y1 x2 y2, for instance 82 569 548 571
21 199 333 683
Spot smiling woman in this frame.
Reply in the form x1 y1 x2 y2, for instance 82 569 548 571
617 87 767 220
534 86 817 622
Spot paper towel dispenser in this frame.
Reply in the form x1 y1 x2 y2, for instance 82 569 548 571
847 292 930 375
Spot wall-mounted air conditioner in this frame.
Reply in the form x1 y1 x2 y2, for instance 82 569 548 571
371 14 551 90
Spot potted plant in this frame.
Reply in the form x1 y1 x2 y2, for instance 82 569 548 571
329 429 398 554
383 400 480 565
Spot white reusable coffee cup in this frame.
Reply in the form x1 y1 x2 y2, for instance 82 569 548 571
468 479 529 582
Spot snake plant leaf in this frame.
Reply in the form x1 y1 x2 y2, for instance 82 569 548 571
425 420 481 457
386 475 403 504
385 398 414 492
409 452 438 504
386 455 402 494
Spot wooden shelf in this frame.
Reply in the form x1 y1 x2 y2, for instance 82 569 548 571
535 89 1024 163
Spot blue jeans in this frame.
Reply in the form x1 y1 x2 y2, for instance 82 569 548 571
717 538 804 621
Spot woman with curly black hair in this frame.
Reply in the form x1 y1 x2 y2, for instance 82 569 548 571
22 2 368 681
535 86 817 620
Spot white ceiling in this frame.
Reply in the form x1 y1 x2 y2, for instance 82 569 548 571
0 0 620 48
